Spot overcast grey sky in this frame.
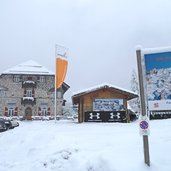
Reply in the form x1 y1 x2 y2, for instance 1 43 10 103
1 0 171 101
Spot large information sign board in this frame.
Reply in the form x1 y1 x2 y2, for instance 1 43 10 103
144 50 171 114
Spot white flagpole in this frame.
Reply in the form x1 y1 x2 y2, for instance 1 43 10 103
54 44 68 122
55 45 57 122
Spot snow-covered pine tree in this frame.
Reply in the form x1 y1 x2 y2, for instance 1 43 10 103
129 69 140 114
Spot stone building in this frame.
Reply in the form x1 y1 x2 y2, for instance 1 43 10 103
0 60 69 120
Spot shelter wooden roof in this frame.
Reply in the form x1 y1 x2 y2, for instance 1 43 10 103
72 83 138 104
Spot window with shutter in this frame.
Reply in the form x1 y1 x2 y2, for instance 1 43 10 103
26 89 32 97
14 107 18 116
24 89 26 97
38 107 41 116
4 107 8 116
32 89 35 97
48 107 50 116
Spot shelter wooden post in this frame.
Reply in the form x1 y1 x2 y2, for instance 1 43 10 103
125 99 130 123
78 98 84 123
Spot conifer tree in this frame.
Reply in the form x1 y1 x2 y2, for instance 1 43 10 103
129 69 140 113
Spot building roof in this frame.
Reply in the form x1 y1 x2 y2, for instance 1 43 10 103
72 83 138 104
2 60 54 75
48 82 70 94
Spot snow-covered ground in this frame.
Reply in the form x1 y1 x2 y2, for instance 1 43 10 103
0 119 171 171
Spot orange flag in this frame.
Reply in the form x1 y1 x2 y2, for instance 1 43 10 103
56 57 68 89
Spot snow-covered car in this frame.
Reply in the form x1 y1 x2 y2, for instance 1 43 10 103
0 118 19 129
10 120 19 128
4 119 13 129
0 119 7 132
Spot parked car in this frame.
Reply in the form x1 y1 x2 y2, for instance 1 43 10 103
10 120 19 128
4 119 13 129
0 119 7 132
0 118 19 130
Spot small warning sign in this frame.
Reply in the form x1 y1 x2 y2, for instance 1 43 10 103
140 120 149 129
139 116 150 136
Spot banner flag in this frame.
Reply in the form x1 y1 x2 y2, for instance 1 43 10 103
55 45 68 89
56 57 68 89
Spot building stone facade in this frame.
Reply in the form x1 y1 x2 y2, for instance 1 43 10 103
0 60 69 120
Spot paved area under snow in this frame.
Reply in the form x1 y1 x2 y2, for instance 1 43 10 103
0 119 171 171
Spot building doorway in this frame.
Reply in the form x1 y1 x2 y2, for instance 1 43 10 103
25 107 32 120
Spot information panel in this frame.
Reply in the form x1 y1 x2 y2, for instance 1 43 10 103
144 51 171 111
93 98 124 111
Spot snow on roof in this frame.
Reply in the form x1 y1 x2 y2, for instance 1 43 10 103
142 46 171 55
72 83 138 98
2 60 54 75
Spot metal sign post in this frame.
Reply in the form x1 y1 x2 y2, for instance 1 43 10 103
136 49 150 166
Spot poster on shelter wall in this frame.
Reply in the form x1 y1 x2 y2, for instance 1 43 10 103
93 98 124 111
144 50 171 111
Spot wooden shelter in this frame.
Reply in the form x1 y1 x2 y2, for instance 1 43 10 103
72 83 138 123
